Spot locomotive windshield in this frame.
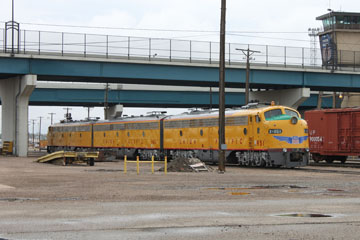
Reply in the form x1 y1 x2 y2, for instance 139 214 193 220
265 108 300 121
264 109 282 120
285 109 299 118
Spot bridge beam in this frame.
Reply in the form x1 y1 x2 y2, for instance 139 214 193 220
0 75 37 156
249 88 311 109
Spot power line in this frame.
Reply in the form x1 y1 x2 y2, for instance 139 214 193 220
0 20 308 34
227 33 311 43
3 20 360 47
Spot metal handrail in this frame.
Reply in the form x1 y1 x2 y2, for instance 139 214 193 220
0 28 359 71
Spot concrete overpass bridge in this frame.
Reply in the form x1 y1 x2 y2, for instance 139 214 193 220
4 82 333 109
1 28 360 156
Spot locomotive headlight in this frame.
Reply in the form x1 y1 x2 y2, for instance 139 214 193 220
283 148 287 153
290 117 298 125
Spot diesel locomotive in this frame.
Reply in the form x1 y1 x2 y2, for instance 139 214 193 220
47 103 309 168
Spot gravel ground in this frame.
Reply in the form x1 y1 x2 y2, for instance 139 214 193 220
0 156 360 239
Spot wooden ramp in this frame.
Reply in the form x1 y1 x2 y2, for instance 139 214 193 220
36 151 99 166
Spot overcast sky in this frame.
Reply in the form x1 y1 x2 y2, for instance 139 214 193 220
1 0 360 134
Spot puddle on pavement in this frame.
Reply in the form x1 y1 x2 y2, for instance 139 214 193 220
0 197 39 202
327 189 344 192
277 213 333 218
55 197 81 201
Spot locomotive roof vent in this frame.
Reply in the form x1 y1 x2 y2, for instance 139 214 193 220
84 117 100 122
146 111 167 116
188 108 216 115
241 102 272 109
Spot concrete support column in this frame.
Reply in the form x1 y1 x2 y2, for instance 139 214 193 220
249 88 310 109
0 75 37 156
341 92 360 108
107 104 123 120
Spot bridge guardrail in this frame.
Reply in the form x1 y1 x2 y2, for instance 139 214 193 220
0 28 359 72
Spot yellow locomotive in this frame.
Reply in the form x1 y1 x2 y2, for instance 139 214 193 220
47 103 309 168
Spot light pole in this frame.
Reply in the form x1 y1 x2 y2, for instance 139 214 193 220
308 28 320 66
11 0 14 56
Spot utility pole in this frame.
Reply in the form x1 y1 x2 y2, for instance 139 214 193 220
38 116 43 151
31 119 36 147
85 106 94 120
218 0 226 173
104 83 109 120
48 112 56 125
236 48 260 105
209 87 213 110
317 91 323 109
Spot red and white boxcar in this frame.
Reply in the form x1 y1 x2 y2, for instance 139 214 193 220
305 108 360 163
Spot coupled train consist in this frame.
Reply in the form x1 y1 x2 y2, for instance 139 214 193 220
47 103 309 168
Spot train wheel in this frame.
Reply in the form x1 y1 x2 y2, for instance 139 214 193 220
339 156 347 164
312 154 323 163
325 158 334 163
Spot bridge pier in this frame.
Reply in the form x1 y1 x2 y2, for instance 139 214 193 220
249 88 310 109
341 93 360 108
0 75 37 156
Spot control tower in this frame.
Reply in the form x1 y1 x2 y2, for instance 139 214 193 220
316 11 360 69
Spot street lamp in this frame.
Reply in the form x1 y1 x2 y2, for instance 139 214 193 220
5 0 19 55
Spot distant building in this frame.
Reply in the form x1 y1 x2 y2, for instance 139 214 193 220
316 11 360 68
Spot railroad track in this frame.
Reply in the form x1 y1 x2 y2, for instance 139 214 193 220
309 159 360 168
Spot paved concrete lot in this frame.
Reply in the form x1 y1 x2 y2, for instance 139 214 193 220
0 156 360 239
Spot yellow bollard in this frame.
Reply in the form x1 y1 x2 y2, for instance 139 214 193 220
151 156 155 174
124 155 127 174
164 156 167 175
136 155 140 175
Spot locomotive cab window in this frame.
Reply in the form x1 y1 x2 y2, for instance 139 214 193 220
264 109 283 120
285 109 299 118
